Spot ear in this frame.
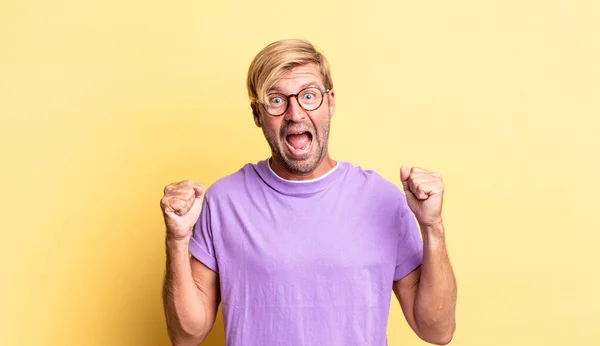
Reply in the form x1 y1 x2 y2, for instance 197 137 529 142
327 90 336 118
251 103 262 127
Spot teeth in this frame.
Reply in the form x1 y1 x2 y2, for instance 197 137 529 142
285 131 312 152
302 137 311 150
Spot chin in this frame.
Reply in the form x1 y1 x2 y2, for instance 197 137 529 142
280 153 322 174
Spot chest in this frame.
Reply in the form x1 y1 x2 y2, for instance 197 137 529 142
213 193 399 282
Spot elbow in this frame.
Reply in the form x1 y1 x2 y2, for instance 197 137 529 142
429 331 454 345
419 331 454 345
167 322 207 346
416 319 456 345
164 304 210 345
169 330 206 346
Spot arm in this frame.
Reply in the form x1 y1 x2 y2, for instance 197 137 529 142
393 223 456 345
394 167 457 344
160 180 221 345
163 240 220 345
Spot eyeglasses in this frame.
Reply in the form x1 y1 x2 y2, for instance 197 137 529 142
261 87 330 117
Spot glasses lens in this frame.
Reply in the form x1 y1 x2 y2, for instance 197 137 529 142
298 88 323 111
265 93 288 116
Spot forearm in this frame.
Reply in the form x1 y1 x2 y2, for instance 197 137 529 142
163 237 208 345
414 223 457 344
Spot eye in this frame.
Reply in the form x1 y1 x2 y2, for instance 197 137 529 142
268 95 285 106
302 91 317 101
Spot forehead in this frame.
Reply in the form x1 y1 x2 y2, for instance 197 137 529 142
269 63 324 93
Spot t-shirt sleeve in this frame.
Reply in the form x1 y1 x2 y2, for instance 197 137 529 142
393 198 423 281
188 197 219 272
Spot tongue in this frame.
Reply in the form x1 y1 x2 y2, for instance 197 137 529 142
287 133 310 150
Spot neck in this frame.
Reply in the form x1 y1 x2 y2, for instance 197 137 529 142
270 153 336 181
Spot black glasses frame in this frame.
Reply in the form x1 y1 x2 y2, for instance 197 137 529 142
261 87 330 117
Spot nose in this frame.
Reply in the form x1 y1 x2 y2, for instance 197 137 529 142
284 95 307 122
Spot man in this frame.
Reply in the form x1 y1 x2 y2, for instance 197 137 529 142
161 39 457 346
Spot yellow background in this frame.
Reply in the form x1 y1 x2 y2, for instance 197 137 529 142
2 0 599 345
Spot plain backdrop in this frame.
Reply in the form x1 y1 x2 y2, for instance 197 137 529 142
1 0 599 345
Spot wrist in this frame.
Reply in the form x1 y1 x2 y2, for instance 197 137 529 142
165 232 191 249
419 222 446 242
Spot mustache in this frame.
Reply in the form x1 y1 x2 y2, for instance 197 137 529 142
279 122 315 138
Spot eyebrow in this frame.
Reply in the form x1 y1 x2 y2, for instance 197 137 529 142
267 82 323 94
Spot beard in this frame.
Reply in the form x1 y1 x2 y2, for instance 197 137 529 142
262 116 331 175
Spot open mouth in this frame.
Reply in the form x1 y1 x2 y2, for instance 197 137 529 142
285 131 313 156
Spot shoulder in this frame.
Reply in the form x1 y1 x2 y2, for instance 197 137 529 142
340 162 413 224
343 162 404 198
204 161 262 202
337 162 409 213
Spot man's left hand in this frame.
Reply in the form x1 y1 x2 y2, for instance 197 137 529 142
400 166 444 228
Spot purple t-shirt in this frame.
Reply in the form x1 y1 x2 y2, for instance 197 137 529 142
189 159 423 346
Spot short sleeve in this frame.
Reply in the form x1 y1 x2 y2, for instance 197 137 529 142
393 199 423 281
188 197 219 272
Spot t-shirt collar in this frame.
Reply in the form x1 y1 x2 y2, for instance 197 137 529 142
254 158 347 196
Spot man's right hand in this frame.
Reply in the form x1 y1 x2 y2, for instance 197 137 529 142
160 180 205 241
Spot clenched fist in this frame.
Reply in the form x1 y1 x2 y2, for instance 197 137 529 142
160 180 204 241
400 166 444 228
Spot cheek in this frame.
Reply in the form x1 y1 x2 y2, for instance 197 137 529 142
311 111 330 130
263 118 282 136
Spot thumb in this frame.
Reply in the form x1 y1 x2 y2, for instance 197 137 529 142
193 183 205 200
400 166 411 192
189 183 205 218
188 186 205 221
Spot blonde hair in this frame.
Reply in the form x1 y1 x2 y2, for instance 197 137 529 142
246 39 333 105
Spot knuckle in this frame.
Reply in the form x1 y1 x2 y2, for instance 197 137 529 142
160 197 175 211
171 199 187 213
174 199 186 209
165 180 194 195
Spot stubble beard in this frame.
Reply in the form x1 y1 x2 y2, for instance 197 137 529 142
263 117 331 175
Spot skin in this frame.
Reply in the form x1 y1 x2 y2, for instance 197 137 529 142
161 64 457 345
394 166 457 345
161 182 220 346
251 64 336 180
